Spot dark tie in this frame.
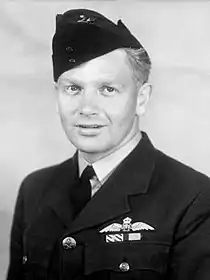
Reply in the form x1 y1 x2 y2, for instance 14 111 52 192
72 165 95 216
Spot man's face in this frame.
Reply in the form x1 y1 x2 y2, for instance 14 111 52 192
56 49 150 162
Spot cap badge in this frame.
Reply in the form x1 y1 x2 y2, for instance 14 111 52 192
77 14 96 24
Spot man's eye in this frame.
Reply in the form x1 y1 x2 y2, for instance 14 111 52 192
64 85 81 94
101 86 117 96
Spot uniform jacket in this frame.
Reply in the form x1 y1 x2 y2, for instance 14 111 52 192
7 133 210 280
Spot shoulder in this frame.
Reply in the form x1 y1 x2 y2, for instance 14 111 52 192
154 149 210 195
12 156 77 225
19 157 75 196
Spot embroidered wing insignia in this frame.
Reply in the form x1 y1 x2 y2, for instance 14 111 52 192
131 222 155 231
100 223 122 233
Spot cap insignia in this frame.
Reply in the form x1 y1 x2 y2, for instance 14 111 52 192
77 14 96 24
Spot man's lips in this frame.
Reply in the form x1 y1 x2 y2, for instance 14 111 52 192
75 124 106 136
75 124 105 129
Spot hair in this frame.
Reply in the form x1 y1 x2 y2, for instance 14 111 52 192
123 47 151 85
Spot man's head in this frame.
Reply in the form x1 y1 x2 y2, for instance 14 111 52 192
53 9 152 162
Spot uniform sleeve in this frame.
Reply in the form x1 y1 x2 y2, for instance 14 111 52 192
6 183 25 280
169 185 210 280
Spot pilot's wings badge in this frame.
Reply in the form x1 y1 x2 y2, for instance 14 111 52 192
100 217 155 233
99 217 155 243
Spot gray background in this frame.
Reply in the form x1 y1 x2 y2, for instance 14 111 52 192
1 0 210 279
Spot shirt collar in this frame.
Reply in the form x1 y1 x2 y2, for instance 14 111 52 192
78 130 141 182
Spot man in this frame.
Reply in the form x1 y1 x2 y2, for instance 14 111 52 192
7 8 210 280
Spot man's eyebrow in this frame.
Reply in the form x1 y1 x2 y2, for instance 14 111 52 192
58 78 80 85
100 81 124 89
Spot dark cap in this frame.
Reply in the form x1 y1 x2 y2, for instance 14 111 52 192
52 9 144 81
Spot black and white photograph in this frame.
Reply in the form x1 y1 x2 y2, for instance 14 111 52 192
1 1 210 279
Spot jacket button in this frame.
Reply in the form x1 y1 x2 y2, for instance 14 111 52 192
62 237 76 249
119 262 130 272
22 255 27 264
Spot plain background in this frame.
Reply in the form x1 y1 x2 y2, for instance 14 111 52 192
1 0 210 278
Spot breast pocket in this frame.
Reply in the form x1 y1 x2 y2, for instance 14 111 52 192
84 241 170 278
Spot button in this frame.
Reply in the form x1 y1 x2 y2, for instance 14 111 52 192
66 46 74 52
119 262 130 272
22 255 27 264
69 58 76 63
62 237 76 249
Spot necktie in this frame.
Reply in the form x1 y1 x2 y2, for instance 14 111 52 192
72 165 95 216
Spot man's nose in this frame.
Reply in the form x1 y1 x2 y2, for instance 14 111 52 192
79 90 99 116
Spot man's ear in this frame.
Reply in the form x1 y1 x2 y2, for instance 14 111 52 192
136 82 152 116
53 81 58 91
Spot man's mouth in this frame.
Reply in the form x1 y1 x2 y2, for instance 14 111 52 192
76 124 105 129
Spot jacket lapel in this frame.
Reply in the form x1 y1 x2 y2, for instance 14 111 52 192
68 133 157 234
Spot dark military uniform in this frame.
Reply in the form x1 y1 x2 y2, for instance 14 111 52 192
7 133 210 280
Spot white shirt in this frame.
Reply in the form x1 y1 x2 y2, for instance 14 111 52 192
78 131 141 196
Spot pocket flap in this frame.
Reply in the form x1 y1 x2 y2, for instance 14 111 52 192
85 242 170 275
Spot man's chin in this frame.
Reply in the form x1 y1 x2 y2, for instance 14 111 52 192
75 142 111 161
71 137 107 152
78 146 105 154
